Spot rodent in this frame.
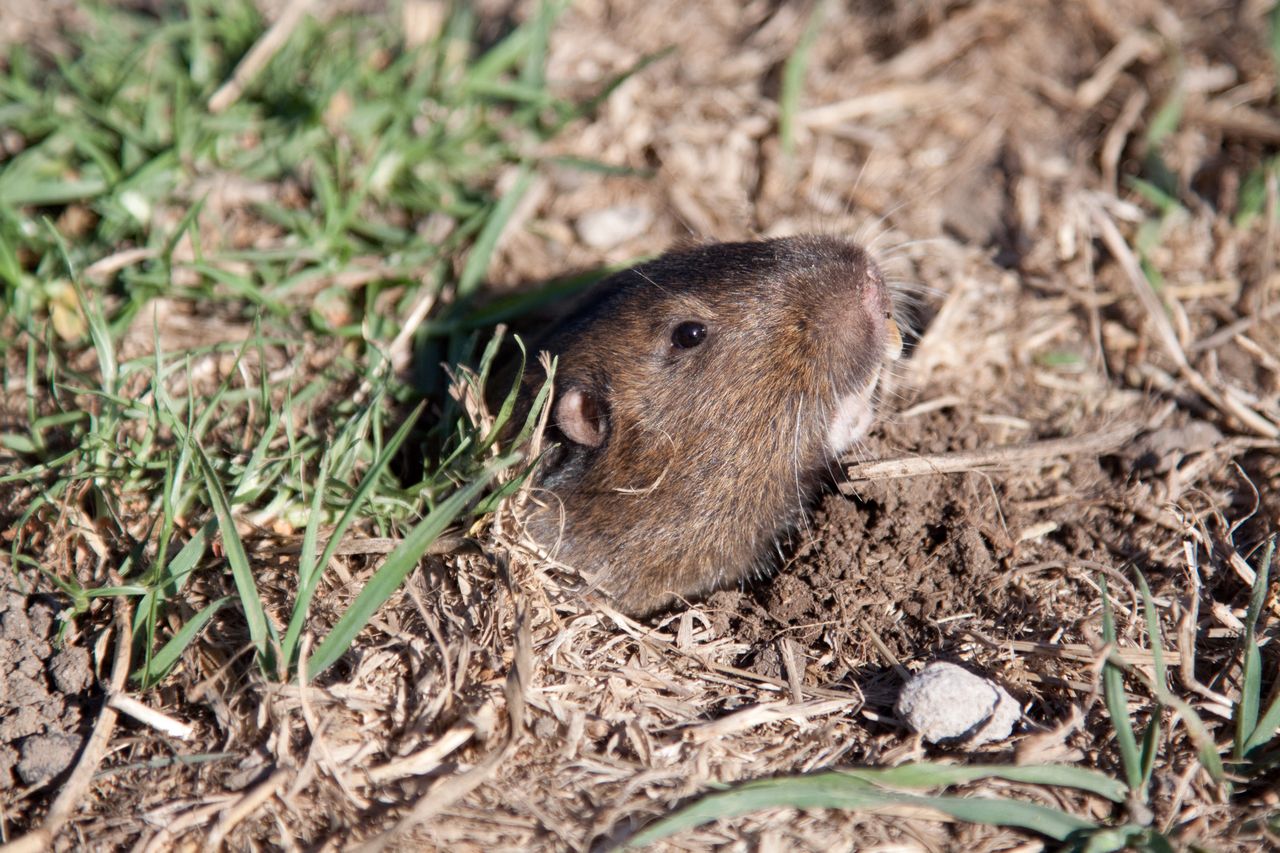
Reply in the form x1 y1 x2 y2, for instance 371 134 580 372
515 235 901 616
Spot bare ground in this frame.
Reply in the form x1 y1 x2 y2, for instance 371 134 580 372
3 0 1280 850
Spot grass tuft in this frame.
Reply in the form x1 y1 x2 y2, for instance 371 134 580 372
0 0 611 687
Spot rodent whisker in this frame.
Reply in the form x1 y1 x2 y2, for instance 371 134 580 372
612 424 676 495
855 193 931 257
633 267 679 301
612 466 669 494
872 365 916 414
886 278 945 301
874 236 951 259
792 395 814 543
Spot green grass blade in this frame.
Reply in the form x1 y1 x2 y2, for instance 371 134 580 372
1144 82 1184 149
457 164 534 297
1241 536 1277 756
566 47 673 126
548 155 652 177
0 232 26 290
473 323 505 394
518 0 557 90
281 403 425 674
1134 570 1167 686
477 335 523 454
1100 576 1143 792
1139 713 1162 787
1079 825 1168 853
843 763 1126 803
82 585 150 597
1245 690 1280 758
1235 155 1280 227
23 338 47 454
1133 570 1166 786
193 439 274 670
1237 630 1263 757
133 515 215 678
49 235 119 394
228 412 287 504
1103 636 1227 784
620 772 1099 849
464 16 529 84
473 463 537 515
303 452 504 680
779 0 826 159
461 0 566 87
511 356 555 449
227 338 285 504
1270 2 1280 81
891 793 1096 842
1161 691 1226 784
1 433 39 453
136 596 231 687
0 171 109 206
158 518 214 599
1242 536 1272 629
284 452 329 673
444 261 625 332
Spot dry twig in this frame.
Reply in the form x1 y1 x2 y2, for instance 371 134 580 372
1091 203 1280 438
208 0 317 114
841 421 1140 487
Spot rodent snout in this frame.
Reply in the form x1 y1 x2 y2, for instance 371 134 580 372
860 270 903 362
828 259 897 363
860 268 904 362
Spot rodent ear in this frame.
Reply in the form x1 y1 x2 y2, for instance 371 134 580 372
555 387 607 448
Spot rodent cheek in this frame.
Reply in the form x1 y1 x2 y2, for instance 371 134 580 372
637 363 708 426
824 388 876 455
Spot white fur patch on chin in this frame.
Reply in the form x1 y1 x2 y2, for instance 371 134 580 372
824 387 876 455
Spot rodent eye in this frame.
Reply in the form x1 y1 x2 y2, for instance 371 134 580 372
671 321 707 349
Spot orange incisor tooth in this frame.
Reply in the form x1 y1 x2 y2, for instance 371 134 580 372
885 316 903 361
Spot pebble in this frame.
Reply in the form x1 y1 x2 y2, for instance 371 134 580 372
575 204 653 249
18 733 80 786
895 661 1020 746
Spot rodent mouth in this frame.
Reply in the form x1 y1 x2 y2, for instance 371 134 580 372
824 369 881 456
825 307 898 456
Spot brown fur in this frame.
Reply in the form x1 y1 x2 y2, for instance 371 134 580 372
518 235 890 615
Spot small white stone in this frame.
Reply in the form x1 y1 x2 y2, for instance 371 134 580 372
575 204 653 249
896 661 1020 746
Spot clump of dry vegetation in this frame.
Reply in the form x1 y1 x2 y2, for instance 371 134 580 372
1 0 1278 850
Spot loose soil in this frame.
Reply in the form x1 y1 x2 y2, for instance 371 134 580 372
0 588 94 792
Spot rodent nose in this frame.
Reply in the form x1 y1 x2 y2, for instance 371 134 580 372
860 267 901 356
858 269 902 360
833 264 900 361
844 266 887 333
859 265 889 317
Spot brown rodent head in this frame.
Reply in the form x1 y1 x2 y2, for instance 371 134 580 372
518 235 900 616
